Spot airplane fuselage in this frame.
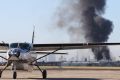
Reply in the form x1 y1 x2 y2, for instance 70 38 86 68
6 43 37 71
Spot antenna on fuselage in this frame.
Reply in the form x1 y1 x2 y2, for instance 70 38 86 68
32 25 35 44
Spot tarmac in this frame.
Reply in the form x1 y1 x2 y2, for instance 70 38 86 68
0 70 120 80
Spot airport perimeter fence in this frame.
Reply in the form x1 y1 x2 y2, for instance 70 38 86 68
35 61 120 67
1 61 120 67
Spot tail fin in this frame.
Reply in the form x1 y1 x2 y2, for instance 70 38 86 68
32 26 35 44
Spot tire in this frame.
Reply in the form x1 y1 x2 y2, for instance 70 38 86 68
42 70 47 79
0 69 3 78
0 71 2 78
13 72 17 79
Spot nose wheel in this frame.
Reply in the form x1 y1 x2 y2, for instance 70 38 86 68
13 71 17 79
13 62 17 79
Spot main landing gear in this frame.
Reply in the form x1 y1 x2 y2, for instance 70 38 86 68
31 48 62 79
35 64 47 79
42 70 47 79
0 61 12 78
0 61 17 79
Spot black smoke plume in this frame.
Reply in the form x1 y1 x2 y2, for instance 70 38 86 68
56 0 113 61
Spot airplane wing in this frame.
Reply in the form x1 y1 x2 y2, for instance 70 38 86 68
0 50 7 53
0 43 9 50
33 43 120 51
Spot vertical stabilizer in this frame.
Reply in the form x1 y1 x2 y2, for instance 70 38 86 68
32 26 35 44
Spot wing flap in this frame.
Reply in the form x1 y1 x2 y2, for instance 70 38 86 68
0 50 7 53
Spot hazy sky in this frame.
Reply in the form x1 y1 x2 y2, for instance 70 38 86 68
0 0 62 43
0 0 119 43
0 0 120 60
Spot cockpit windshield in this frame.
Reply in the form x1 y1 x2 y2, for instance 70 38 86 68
9 43 31 51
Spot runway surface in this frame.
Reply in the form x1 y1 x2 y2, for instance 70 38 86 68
1 70 120 80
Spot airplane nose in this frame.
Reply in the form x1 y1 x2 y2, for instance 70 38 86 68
15 51 20 57
9 51 20 58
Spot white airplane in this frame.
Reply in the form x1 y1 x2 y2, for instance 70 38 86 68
0 28 120 79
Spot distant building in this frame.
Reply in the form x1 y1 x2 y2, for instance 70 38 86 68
48 55 56 62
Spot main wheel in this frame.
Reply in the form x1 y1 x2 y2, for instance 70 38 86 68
13 72 17 79
0 70 2 78
42 70 47 79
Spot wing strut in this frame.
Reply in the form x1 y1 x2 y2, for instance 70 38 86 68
31 47 62 63
0 56 8 60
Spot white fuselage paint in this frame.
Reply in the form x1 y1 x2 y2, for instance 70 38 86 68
7 43 37 71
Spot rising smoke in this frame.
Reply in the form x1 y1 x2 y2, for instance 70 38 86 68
56 0 113 61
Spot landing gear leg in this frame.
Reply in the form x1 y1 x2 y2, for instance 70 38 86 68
35 64 47 79
31 48 62 79
0 61 12 78
13 63 17 79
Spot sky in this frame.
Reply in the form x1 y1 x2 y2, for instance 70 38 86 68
0 0 65 43
0 0 120 61
105 0 120 42
0 0 119 43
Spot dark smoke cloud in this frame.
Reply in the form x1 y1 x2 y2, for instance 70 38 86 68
92 46 111 60
56 0 113 61
82 7 113 42
79 0 106 14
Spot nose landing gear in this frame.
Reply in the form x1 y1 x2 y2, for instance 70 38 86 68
12 62 17 79
13 71 17 79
